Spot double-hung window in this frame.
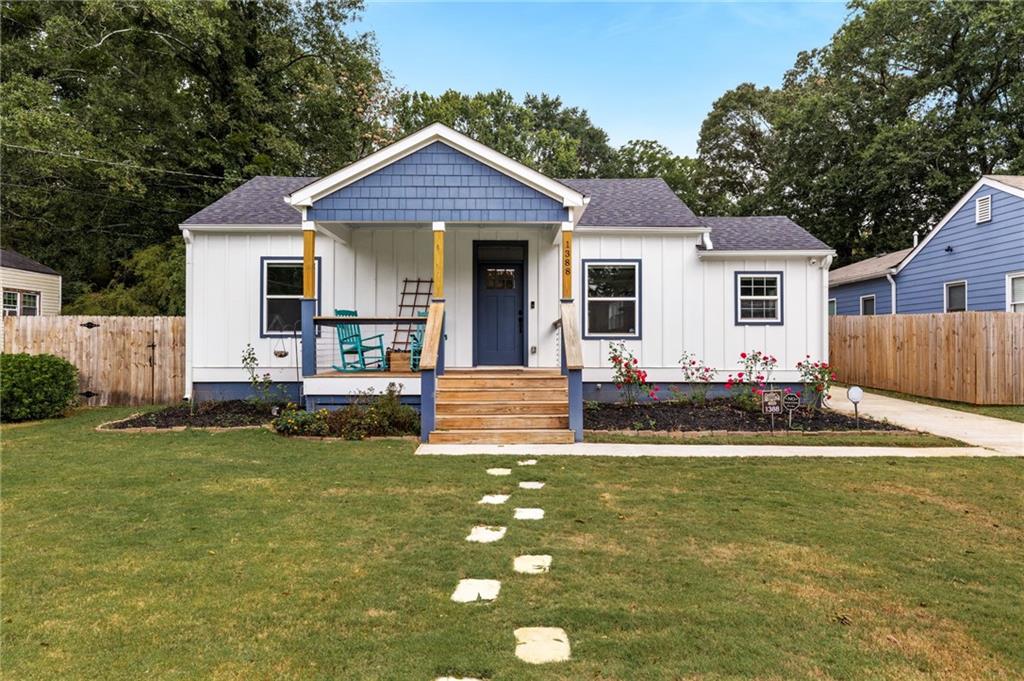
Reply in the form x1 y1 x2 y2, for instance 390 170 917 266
583 261 640 338
261 258 318 336
736 272 782 324
1008 272 1024 313
2 290 40 316
860 295 876 316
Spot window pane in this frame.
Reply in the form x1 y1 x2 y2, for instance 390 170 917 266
3 291 18 313
1011 276 1024 304
740 299 777 320
266 298 301 333
946 283 966 312
20 292 38 316
587 300 636 335
828 300 837 316
739 276 777 298
266 263 304 296
861 298 875 315
484 267 516 289
587 265 636 298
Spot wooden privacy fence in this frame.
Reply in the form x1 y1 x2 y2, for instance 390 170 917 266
2 316 185 406
829 312 1024 405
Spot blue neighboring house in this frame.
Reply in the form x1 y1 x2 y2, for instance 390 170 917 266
829 175 1024 315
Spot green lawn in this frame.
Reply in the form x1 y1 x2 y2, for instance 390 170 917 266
3 408 1023 680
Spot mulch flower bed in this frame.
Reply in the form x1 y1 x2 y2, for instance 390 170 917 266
584 400 903 433
107 400 279 429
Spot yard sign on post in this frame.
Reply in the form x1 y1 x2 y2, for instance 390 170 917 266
762 389 783 432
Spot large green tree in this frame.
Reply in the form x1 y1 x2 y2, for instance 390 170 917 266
1 0 389 309
698 0 1024 263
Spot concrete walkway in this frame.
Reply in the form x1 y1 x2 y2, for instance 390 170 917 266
827 387 1024 455
416 443 995 457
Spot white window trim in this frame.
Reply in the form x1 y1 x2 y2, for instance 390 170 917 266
2 289 41 316
944 280 968 313
1005 271 1024 312
736 272 783 324
262 259 317 336
828 298 837 316
859 294 876 316
583 260 640 338
975 195 992 223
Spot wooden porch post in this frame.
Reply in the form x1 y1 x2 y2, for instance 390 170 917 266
560 221 573 301
432 221 445 301
301 218 317 380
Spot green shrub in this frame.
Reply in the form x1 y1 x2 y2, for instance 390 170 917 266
325 384 420 440
1 353 79 422
272 408 329 436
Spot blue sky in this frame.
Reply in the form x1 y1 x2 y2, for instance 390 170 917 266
356 2 850 157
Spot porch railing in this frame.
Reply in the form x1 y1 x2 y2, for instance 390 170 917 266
310 315 428 375
418 302 445 441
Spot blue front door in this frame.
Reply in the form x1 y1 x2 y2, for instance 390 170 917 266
475 262 524 365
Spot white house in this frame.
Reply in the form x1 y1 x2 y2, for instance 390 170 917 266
1 249 62 317
180 124 834 443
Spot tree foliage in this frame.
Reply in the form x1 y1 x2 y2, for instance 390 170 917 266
1 0 390 305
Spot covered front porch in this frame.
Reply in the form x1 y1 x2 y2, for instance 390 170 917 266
286 124 586 442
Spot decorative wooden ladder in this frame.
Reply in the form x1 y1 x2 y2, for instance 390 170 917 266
428 368 574 444
391 278 433 352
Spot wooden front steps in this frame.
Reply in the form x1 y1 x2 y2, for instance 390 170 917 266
428 369 574 444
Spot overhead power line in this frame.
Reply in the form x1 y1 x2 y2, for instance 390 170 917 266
1 143 241 181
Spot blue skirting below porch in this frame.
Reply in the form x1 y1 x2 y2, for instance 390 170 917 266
306 394 422 412
192 382 302 403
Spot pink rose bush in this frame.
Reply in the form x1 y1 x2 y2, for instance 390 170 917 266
676 351 715 404
724 350 778 411
609 341 660 405
796 356 837 409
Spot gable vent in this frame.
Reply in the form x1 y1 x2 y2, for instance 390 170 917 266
976 195 992 223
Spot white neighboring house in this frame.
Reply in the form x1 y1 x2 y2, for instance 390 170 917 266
1 249 62 317
180 124 834 443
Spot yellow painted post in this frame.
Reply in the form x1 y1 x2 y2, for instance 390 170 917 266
303 228 316 298
432 222 445 300
561 227 573 300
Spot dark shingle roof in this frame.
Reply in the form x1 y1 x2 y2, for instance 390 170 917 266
0 249 59 276
182 176 315 225
700 216 830 251
829 248 911 286
561 178 702 227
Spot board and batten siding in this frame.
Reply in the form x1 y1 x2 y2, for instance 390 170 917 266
898 184 1024 313
0 266 62 315
573 232 828 383
830 277 892 315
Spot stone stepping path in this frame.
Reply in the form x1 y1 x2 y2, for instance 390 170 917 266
478 493 510 505
513 507 544 521
451 579 501 603
517 459 537 466
518 481 544 490
514 627 571 664
485 467 512 476
465 525 506 543
435 677 481 681
513 554 552 574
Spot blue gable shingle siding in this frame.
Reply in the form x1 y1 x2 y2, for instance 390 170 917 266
831 277 893 315
897 185 1024 313
307 142 568 223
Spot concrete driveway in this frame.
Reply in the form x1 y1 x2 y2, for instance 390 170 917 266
827 387 1024 455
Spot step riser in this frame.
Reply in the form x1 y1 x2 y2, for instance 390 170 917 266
437 390 568 402
437 378 567 389
436 416 569 430
437 402 569 416
428 430 575 444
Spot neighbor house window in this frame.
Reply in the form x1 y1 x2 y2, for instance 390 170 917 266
736 272 782 324
2 289 40 316
583 261 640 337
860 295 875 316
945 281 967 312
261 258 319 336
828 299 837 316
1007 273 1024 313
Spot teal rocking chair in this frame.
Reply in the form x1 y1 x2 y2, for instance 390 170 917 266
332 309 388 372
409 310 428 371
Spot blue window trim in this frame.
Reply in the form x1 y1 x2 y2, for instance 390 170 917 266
259 256 321 338
581 258 642 340
734 271 784 326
